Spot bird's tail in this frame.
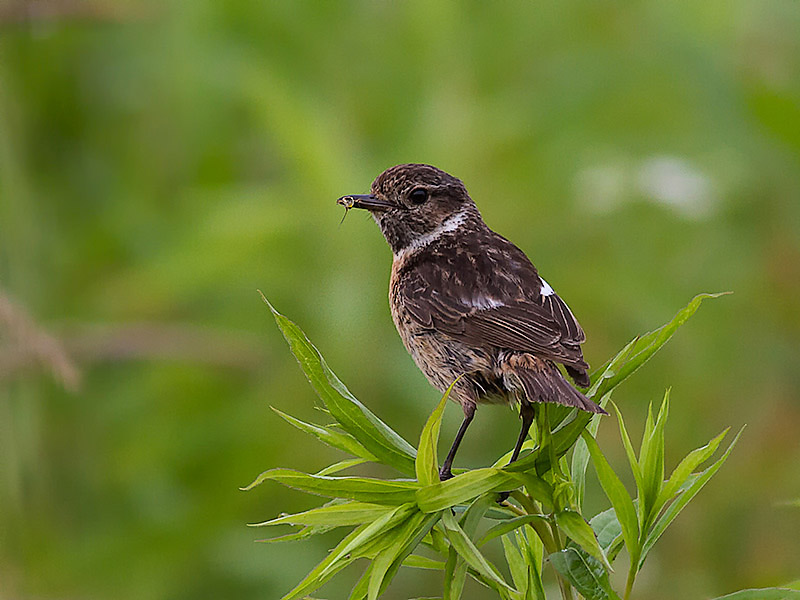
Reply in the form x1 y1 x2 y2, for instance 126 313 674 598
503 356 606 415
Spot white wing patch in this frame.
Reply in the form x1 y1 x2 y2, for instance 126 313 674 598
540 278 555 297
469 295 504 310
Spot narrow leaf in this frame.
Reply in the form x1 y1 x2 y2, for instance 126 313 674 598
640 427 742 567
590 508 624 561
263 294 417 475
573 391 614 508
319 503 417 580
441 510 516 592
278 522 377 600
516 528 546 600
250 501 393 528
582 432 639 560
243 468 419 505
711 590 800 599
555 509 612 571
657 428 729 508
502 535 527 595
369 511 439 600
445 494 496 600
639 390 669 529
416 468 518 513
402 555 446 570
549 547 621 600
417 382 457 486
477 515 549 547
271 407 377 461
316 458 368 476
611 401 644 506
590 293 729 400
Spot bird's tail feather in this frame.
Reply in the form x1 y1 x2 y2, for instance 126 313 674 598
514 364 606 415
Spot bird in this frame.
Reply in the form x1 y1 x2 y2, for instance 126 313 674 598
337 163 604 481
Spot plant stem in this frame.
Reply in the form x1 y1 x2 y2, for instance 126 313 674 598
624 565 636 600
549 521 575 600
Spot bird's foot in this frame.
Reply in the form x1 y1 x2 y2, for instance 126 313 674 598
439 467 454 481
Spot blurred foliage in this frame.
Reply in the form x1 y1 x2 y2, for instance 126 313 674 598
0 1 798 599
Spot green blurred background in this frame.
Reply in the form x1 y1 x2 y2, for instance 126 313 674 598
1 1 799 598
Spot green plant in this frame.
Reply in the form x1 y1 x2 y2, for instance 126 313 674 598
246 293 798 600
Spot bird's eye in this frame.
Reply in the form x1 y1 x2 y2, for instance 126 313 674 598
409 188 428 204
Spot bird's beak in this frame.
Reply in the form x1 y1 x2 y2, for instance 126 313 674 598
337 194 396 212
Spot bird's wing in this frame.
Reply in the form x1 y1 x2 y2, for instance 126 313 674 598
397 238 587 367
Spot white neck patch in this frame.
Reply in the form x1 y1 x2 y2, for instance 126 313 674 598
393 209 469 261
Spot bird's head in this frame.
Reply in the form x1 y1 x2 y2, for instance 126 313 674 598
337 163 481 256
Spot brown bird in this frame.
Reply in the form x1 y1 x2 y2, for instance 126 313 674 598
338 164 604 480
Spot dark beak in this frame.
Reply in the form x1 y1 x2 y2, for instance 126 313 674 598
337 194 396 212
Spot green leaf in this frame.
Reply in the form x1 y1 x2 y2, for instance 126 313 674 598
582 432 639 562
590 293 729 400
640 427 743 568
611 401 644 508
243 468 419 504
639 390 669 529
477 514 549 547
444 494 496 600
263 294 417 475
255 523 334 543
656 427 729 508
319 503 418 580
443 540 461 600
315 458 368 476
573 391 614 509
271 407 378 461
250 501 394 528
278 520 386 600
417 382 457 486
415 468 518 513
555 509 612 571
349 565 372 600
516 528 546 600
441 510 516 592
501 535 527 595
368 511 441 600
590 508 624 561
402 554 446 570
549 547 621 600
506 410 594 476
711 590 800 599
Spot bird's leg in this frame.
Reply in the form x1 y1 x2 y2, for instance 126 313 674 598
508 402 536 465
498 403 536 502
439 404 475 481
